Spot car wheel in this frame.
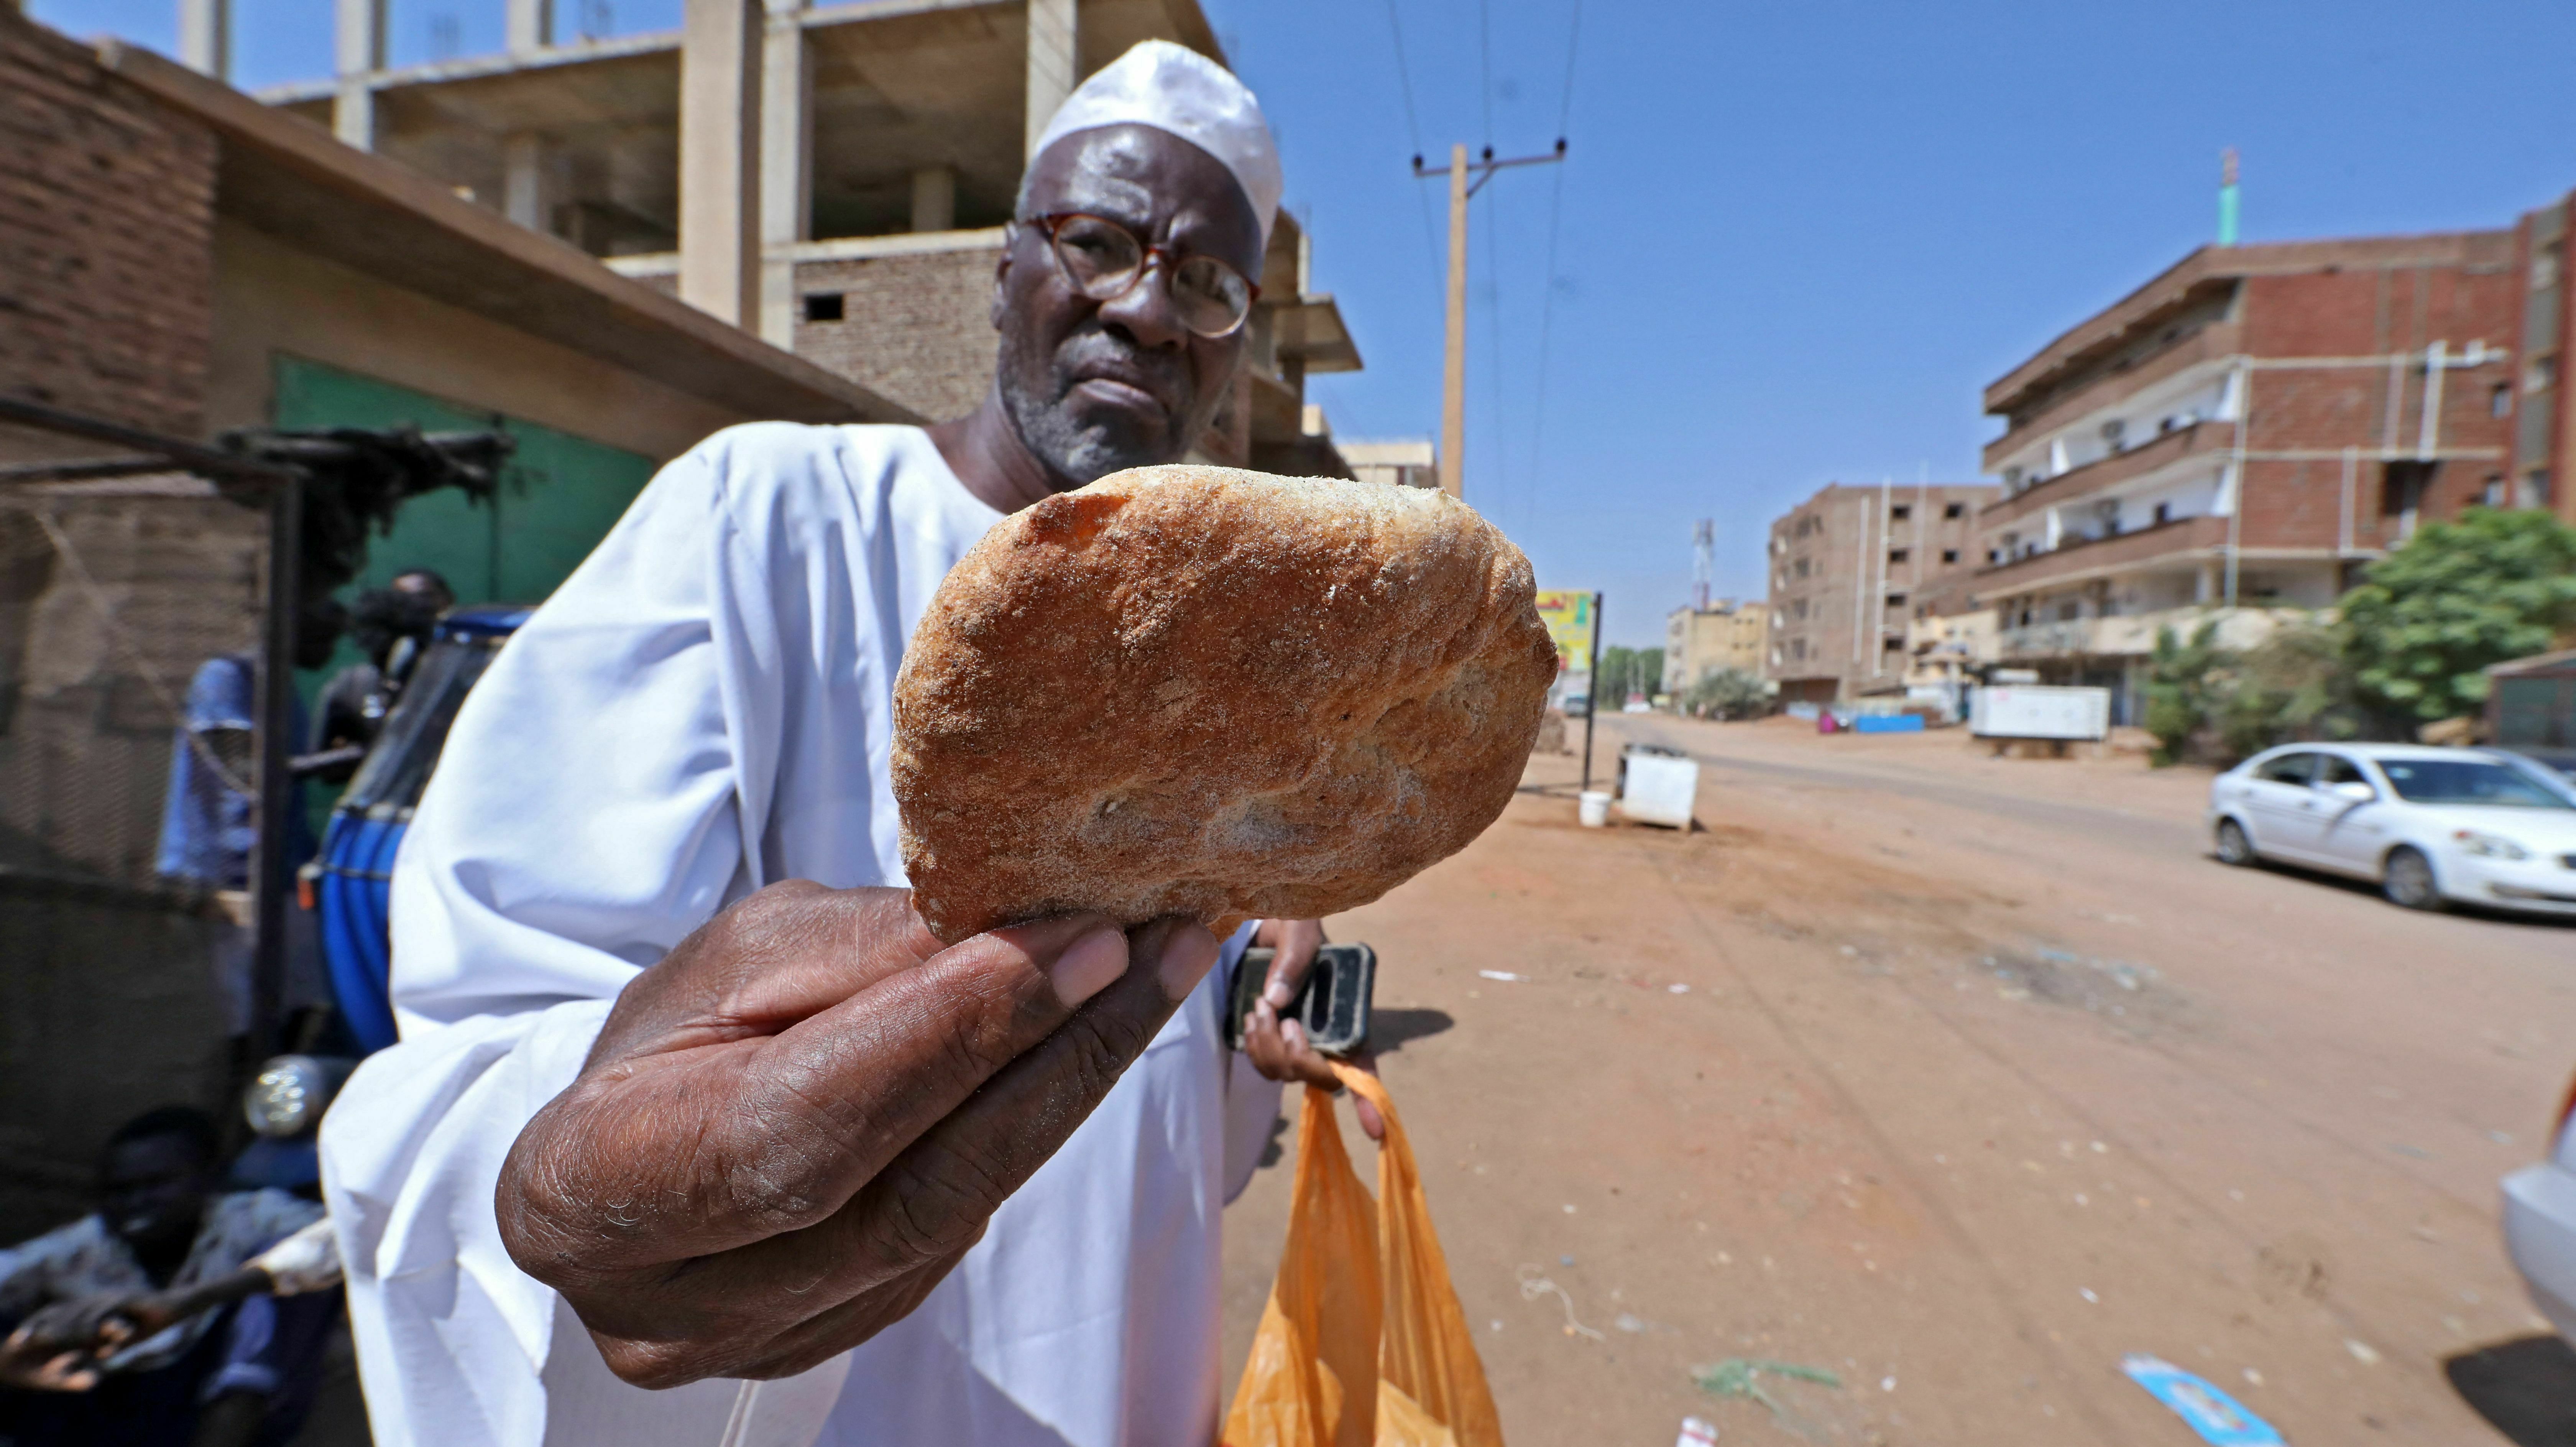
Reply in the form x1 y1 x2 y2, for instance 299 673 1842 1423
2214 818 2257 866
2382 846 2446 911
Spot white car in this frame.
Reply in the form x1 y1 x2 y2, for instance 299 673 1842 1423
2504 1078 2576 1345
2205 743 2576 916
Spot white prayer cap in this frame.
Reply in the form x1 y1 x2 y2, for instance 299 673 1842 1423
1031 39 1283 248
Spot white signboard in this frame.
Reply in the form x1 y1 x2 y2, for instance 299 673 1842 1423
1970 685 2111 741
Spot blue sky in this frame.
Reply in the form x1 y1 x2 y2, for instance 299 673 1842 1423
33 0 2576 645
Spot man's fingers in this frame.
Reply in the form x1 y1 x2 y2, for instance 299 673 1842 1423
605 919 1217 1342
505 913 1128 1283
588 885 942 1064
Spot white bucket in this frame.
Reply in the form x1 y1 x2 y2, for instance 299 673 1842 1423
1577 790 1612 828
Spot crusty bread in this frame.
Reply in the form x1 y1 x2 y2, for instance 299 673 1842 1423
893 465 1556 944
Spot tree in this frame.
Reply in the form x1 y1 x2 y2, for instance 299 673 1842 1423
1594 646 1663 705
2215 622 2353 760
2143 622 2226 766
2340 508 2576 725
1684 667 1769 720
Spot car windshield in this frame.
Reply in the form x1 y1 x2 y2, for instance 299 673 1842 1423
2376 758 2575 809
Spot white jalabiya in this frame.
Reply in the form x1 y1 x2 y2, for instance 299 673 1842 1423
319 424 1281 1447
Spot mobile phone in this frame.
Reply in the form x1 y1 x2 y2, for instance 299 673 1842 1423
1223 942 1377 1057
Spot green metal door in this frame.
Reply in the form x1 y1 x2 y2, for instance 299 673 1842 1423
271 355 660 607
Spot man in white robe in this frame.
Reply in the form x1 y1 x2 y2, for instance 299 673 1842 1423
320 41 1362 1447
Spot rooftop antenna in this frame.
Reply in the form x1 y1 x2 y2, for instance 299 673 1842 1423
1692 518 1714 611
2218 147 2241 247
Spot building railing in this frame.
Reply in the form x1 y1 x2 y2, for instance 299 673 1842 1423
1979 420 2227 528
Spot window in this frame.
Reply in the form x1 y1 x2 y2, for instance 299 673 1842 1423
2313 756 2370 791
2055 600 2080 622
2482 475 2506 508
2380 460 2438 516
1890 504 1912 521
1883 634 1904 652
1888 548 1910 564
2253 752 2316 786
2153 501 2171 525
2492 383 2513 419
804 293 846 322
1943 502 1965 520
1885 593 1908 610
1940 548 1959 564
2380 758 2572 808
1794 558 1810 578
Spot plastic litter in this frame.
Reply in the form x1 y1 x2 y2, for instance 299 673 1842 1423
1223 1064 1502 1447
1689 1358 1842 1428
1676 1417 1719 1447
1577 790 1612 827
2119 1355 2284 1446
1477 970 1523 983
1514 1265 1605 1340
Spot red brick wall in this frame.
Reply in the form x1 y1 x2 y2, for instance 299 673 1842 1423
0 9 217 455
2237 257 2520 550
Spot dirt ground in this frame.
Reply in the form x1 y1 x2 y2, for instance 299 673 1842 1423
1217 715 2576 1446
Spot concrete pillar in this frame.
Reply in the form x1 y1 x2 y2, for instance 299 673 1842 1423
755 0 810 347
909 166 956 233
1024 0 1076 159
178 0 230 78
503 134 554 233
332 0 385 150
506 0 552 53
2194 560 2219 604
680 0 762 329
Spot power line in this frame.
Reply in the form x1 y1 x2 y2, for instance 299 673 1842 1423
1528 0 1582 531
1379 0 1444 292
1554 0 1582 135
1476 0 1495 146
1483 180 1509 525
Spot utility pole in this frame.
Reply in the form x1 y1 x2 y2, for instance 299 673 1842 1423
1413 139 1566 499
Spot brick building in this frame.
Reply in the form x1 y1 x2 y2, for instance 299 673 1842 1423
1664 599 1767 696
1763 482 1995 704
1970 233 2526 716
2513 188 2576 518
1 11 899 1240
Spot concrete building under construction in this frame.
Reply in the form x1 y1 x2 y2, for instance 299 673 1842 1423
213 0 1364 470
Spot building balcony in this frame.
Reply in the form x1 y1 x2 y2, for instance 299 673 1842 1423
1997 603 2309 661
1975 514 2229 595
1984 322 2239 473
1980 420 2229 529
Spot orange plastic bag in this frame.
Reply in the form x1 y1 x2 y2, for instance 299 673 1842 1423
1222 1062 1504 1447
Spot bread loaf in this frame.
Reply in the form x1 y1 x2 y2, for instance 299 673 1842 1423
894 465 1556 943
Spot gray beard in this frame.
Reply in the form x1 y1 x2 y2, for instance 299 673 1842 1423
997 369 1132 486
996 332 1191 488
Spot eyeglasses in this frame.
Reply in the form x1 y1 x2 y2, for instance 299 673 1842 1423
1023 212 1261 339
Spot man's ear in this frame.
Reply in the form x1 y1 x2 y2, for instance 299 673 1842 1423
989 230 1016 332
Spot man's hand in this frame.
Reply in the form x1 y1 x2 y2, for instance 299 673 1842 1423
0 1307 107 1393
495 881 1218 1389
1236 919 1383 1142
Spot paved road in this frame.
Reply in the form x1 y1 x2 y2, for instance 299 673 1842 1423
1221 717 2576 1445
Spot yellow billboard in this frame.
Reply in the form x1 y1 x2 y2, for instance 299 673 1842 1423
1533 590 1596 674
